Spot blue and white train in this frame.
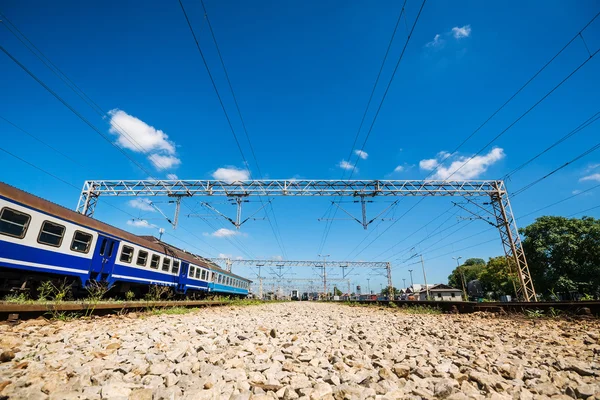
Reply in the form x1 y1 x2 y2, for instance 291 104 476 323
0 182 251 298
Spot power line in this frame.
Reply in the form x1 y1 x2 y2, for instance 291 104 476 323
518 182 600 219
424 11 600 181
0 44 156 177
504 111 600 179
0 18 171 168
0 115 83 167
0 104 222 259
513 131 600 197
178 0 287 258
372 36 600 265
318 0 427 254
200 0 287 259
568 204 600 217
370 206 457 260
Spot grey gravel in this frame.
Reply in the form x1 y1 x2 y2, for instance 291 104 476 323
0 302 599 399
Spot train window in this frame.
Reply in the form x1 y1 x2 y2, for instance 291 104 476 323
189 266 195 278
162 258 171 272
119 246 134 263
107 241 115 257
0 207 31 239
201 269 206 280
137 250 148 266
99 238 107 256
38 220 66 247
195 268 201 279
218 275 223 284
150 254 160 269
172 260 180 274
71 231 93 253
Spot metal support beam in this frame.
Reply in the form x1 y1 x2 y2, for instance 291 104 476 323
490 182 537 302
76 179 537 301
209 258 390 269
386 262 394 300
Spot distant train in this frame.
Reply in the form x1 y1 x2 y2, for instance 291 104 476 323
0 182 250 298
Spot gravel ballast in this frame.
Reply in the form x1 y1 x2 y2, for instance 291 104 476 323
0 302 598 399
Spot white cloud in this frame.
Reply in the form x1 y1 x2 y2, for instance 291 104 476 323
108 109 181 171
585 163 600 172
354 150 368 160
148 154 181 170
580 173 600 182
572 190 582 195
166 174 178 180
393 165 404 173
426 34 444 48
218 253 232 259
271 255 283 261
419 158 438 171
212 167 250 182
425 148 505 180
452 25 472 39
127 219 155 228
339 160 356 171
128 198 155 212
210 228 239 238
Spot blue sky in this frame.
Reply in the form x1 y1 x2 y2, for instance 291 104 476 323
1 0 599 293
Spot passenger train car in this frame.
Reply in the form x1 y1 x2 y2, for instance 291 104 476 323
0 182 251 297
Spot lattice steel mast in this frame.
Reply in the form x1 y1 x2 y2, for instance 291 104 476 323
77 179 537 301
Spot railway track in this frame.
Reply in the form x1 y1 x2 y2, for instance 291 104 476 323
347 299 600 316
0 300 237 321
1 299 598 321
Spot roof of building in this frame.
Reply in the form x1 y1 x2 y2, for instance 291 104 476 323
418 284 462 293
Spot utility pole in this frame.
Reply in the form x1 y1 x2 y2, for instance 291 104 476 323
420 255 430 300
318 254 330 300
256 264 264 300
367 278 371 294
408 270 414 292
340 265 351 298
452 256 467 301
402 278 406 289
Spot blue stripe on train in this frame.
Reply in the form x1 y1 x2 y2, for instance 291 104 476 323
110 263 179 287
0 240 91 279
210 283 248 295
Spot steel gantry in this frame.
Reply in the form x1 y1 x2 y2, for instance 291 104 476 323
76 179 536 301
209 258 392 300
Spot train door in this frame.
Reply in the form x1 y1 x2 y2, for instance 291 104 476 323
177 261 189 294
89 235 119 282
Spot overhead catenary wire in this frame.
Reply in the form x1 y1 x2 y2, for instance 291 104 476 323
366 17 600 264
0 44 157 178
0 141 221 257
319 0 427 253
199 0 287 259
423 11 600 181
1 15 265 255
434 45 600 183
0 18 174 169
512 131 600 197
504 111 600 180
178 0 287 259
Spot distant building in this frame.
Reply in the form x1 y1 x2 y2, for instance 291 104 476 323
418 284 463 301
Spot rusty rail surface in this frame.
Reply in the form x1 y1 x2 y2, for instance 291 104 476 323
0 300 236 321
346 300 600 315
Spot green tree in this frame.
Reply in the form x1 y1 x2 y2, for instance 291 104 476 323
447 258 485 289
380 286 398 297
520 216 600 297
478 256 517 298
333 287 343 296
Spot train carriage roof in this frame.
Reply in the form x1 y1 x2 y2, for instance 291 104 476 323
0 182 250 282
